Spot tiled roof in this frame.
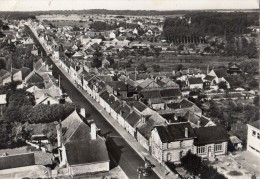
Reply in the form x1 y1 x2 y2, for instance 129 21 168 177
204 75 215 81
106 81 127 91
98 75 113 82
20 67 31 80
137 113 165 139
0 69 9 77
160 88 182 98
129 101 147 112
61 111 109 165
194 126 228 145
188 77 203 84
138 78 155 89
140 90 161 99
34 88 61 99
155 122 196 143
214 69 228 78
167 99 194 109
125 111 141 127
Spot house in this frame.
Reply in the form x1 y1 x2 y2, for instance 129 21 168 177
164 99 202 117
34 88 62 101
140 90 164 110
157 77 179 88
129 100 156 117
0 69 10 85
227 63 242 75
0 94 7 107
24 71 45 88
106 81 128 98
137 78 160 92
207 69 230 89
247 120 260 157
1 68 23 85
137 113 166 151
56 110 110 175
35 93 60 105
124 111 141 137
229 136 243 151
184 112 216 128
150 122 196 163
193 126 229 159
187 77 203 89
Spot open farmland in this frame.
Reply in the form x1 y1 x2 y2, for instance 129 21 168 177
130 54 247 72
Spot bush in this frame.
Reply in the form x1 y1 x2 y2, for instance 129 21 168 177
181 151 227 179
180 150 202 176
20 103 78 124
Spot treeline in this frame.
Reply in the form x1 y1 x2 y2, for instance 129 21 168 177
0 12 36 20
0 83 78 149
89 21 139 31
163 12 258 39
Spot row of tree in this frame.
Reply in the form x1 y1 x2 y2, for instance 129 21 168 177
89 21 139 31
164 12 258 38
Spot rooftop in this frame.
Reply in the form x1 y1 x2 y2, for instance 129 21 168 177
155 122 196 143
194 126 229 146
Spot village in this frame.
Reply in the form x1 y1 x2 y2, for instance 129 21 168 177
0 9 259 179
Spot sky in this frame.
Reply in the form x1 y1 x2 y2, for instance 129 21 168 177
0 0 258 11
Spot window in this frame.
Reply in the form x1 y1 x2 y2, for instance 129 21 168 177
215 144 222 152
197 146 205 154
252 130 256 137
258 133 260 139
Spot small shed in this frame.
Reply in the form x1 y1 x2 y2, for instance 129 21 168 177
229 136 243 150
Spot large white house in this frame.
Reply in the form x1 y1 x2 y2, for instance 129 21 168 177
247 120 260 157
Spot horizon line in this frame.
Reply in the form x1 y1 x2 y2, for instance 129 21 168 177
0 8 259 13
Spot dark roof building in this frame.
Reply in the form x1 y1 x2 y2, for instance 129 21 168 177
193 126 229 146
155 122 196 143
188 77 203 84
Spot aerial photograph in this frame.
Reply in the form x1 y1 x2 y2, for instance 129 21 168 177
0 0 259 178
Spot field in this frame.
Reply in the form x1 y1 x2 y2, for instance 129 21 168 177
130 54 246 72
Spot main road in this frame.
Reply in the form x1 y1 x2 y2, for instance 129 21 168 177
26 24 160 179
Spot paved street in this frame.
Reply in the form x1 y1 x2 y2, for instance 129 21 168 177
53 64 160 179
26 24 168 179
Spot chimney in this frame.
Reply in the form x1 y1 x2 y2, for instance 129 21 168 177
80 108 86 118
197 120 201 127
185 127 188 138
91 122 97 140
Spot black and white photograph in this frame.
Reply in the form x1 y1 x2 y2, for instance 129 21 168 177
0 0 259 178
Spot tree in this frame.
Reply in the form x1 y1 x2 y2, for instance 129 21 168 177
176 64 183 71
253 96 259 106
249 79 259 89
137 63 147 72
152 64 160 72
91 58 102 68
218 81 228 90
181 150 202 176
0 59 5 70
200 164 227 179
